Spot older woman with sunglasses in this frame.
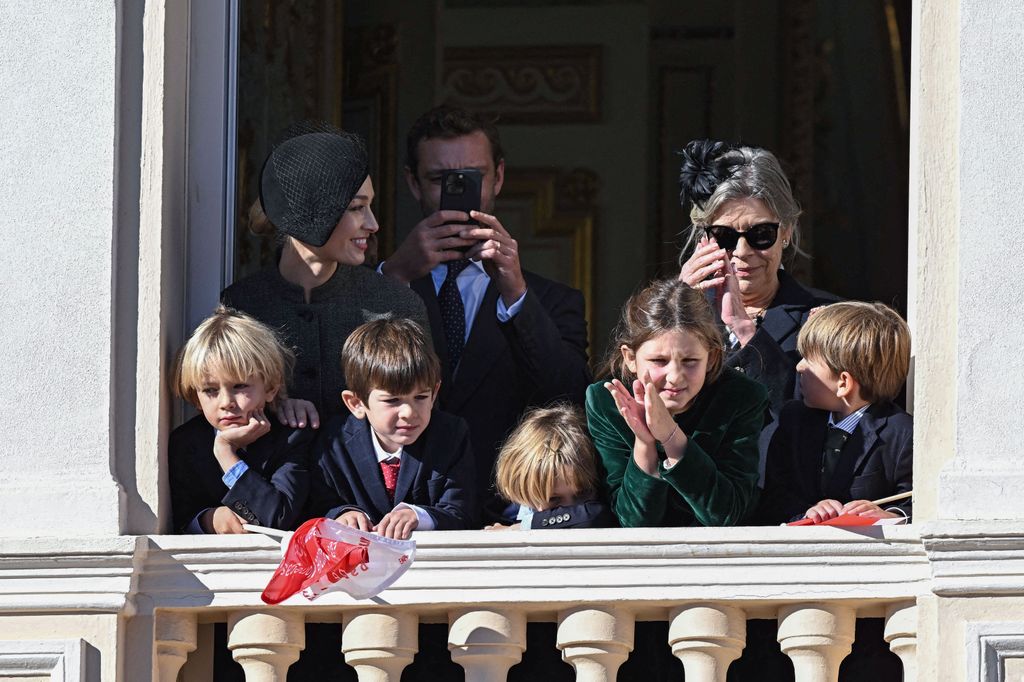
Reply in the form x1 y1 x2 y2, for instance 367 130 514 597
677 140 838 416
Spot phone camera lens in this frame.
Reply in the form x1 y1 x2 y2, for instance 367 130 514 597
445 173 466 195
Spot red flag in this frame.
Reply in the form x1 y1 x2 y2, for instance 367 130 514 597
261 518 370 605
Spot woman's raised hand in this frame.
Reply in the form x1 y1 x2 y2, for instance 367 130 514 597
604 379 655 445
719 259 757 346
678 236 728 291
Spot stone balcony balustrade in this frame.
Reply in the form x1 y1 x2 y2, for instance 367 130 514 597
147 524 929 681
11 522 1012 681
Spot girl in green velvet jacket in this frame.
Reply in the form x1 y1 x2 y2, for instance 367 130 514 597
586 279 768 527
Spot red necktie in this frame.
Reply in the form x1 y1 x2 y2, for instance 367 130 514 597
380 459 400 503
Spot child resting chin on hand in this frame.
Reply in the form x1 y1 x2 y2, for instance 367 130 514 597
169 306 313 534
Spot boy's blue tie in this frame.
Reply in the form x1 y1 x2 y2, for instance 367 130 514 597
438 259 471 370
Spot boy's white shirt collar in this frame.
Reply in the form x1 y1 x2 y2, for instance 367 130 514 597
370 428 403 463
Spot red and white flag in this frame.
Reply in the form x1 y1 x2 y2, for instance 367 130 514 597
261 517 415 604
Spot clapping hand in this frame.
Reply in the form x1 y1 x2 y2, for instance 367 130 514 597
605 378 655 445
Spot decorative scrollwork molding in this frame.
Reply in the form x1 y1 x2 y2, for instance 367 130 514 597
441 46 601 124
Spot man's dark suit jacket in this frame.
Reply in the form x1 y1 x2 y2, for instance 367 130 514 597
757 400 914 524
169 415 313 533
411 269 591 522
309 410 478 530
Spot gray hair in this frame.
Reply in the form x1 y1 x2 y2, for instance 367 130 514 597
679 145 805 263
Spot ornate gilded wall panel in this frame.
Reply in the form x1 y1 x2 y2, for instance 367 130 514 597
496 167 597 347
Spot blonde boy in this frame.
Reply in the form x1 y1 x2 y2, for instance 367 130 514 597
170 306 313 534
491 404 614 529
758 302 913 524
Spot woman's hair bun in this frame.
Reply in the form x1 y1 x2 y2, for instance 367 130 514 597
677 139 734 209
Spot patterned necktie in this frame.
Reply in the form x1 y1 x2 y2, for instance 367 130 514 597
380 458 401 503
820 426 850 491
438 259 471 370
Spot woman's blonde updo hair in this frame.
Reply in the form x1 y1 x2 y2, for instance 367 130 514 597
678 141 805 263
602 278 724 384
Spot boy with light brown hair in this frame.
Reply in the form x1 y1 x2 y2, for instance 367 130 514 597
758 301 913 524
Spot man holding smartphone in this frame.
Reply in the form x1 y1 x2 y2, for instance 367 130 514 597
379 106 591 524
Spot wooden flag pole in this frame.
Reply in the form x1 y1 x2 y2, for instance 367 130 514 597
243 524 290 538
870 490 913 506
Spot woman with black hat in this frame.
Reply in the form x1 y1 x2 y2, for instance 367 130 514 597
222 124 429 423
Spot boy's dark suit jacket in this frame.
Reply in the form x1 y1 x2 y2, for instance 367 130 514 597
528 501 616 529
411 269 591 522
757 400 913 524
309 410 478 530
169 415 313 533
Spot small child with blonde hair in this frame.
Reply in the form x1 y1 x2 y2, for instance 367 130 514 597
490 404 614 530
758 301 913 524
169 306 313 534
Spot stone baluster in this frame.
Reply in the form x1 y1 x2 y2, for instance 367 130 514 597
342 611 418 682
777 604 855 682
556 606 634 681
884 601 918 682
669 604 745 682
448 608 526 681
227 610 305 681
154 610 198 682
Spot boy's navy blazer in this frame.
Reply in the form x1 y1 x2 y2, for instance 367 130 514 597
169 414 313 533
529 501 616 529
310 410 478 530
757 399 913 524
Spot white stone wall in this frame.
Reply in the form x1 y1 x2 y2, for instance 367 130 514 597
936 0 1024 521
0 2 123 535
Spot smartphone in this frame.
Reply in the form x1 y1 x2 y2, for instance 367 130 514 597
440 168 482 253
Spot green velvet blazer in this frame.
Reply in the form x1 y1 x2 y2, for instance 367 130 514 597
585 367 768 528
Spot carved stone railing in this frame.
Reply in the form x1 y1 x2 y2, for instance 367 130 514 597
137 526 928 681
0 527 935 681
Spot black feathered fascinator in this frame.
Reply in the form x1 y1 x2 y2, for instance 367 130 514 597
678 139 735 210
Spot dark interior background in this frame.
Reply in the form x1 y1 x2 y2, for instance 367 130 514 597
233 0 911 358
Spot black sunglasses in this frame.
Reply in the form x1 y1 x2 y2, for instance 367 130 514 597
705 223 781 250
